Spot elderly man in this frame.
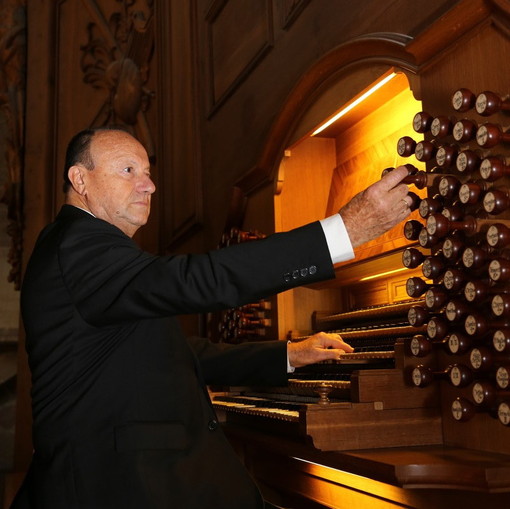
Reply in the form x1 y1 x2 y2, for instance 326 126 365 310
12 127 411 509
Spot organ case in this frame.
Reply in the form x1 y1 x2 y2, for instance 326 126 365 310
210 1 510 507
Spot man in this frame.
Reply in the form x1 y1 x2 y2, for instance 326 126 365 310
12 128 412 508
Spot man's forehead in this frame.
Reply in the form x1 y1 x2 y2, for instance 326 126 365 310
90 131 147 160
92 130 137 147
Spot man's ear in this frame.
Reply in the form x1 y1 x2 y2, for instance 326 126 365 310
67 165 87 195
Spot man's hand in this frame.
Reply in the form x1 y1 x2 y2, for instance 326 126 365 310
339 165 412 248
287 332 354 368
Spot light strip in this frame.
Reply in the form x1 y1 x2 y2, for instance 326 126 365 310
311 72 397 136
291 456 338 471
359 266 408 282
291 456 371 481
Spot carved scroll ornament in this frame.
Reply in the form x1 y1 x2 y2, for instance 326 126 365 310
80 0 155 160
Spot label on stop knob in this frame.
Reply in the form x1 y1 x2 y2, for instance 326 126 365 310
445 301 457 321
469 348 482 369
448 334 460 354
487 225 500 247
452 90 465 110
418 228 430 247
418 201 429 217
472 382 485 404
450 366 462 386
462 248 474 268
426 216 437 235
413 113 424 132
411 368 423 387
415 142 425 160
492 294 505 316
493 330 508 352
397 137 408 156
498 402 510 426
464 282 476 302
475 93 488 115
408 307 418 325
425 289 436 308
436 147 447 165
443 240 455 259
489 259 502 280
476 126 489 146
430 118 441 137
410 337 421 356
452 122 462 141
426 319 437 338
458 184 471 204
480 158 492 179
497 366 510 389
443 270 455 290
422 259 432 277
456 152 468 172
483 192 496 213
438 178 451 197
464 315 477 335
451 399 463 420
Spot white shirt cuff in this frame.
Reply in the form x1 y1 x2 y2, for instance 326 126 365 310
319 214 355 265
286 341 295 373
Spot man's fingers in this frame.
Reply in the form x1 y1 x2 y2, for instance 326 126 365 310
315 347 351 362
378 165 410 191
315 332 354 352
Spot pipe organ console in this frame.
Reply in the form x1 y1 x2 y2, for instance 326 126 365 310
208 3 510 507
214 228 273 343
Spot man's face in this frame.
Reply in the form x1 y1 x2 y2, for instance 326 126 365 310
81 130 156 237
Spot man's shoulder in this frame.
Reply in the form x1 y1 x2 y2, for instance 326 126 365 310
56 205 125 237
35 205 129 252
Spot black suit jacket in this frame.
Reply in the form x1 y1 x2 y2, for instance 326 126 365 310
12 205 335 509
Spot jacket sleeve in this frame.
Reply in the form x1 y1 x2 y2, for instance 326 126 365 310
187 336 289 386
59 216 335 326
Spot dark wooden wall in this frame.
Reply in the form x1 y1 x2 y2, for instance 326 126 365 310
192 0 455 250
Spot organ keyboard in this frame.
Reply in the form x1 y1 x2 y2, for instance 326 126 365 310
212 299 442 451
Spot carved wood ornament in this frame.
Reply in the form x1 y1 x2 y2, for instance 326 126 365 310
0 0 26 290
80 0 155 160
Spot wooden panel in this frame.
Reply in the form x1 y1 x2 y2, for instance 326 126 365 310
276 0 311 30
351 369 440 410
205 0 273 111
348 280 389 309
390 277 412 302
275 137 336 230
306 403 442 451
156 1 203 248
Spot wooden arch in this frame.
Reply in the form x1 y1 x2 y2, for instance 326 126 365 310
235 32 418 196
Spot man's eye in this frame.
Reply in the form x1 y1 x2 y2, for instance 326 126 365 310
123 167 133 173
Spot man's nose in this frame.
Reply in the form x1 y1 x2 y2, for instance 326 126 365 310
139 174 156 194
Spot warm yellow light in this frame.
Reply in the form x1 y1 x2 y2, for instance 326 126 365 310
359 267 408 282
311 72 398 136
290 455 409 504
